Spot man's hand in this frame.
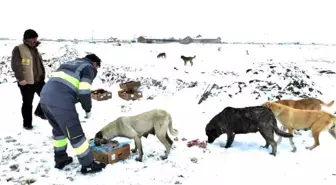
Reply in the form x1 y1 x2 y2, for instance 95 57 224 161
84 111 92 119
19 80 27 86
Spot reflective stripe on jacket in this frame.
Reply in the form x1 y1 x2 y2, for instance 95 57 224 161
48 58 97 112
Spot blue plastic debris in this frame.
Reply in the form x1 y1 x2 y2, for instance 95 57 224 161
89 140 131 153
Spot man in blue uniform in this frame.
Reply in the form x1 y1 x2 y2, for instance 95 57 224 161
39 54 106 174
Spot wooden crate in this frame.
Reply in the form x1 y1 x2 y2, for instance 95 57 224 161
91 89 112 101
89 139 131 164
118 90 143 101
119 81 141 91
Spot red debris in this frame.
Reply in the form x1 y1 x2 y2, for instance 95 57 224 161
187 139 207 149
187 139 199 147
199 141 207 149
175 137 207 149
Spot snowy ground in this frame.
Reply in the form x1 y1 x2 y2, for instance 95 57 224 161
1 40 336 185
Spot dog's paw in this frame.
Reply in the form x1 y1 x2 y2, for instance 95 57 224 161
160 155 168 160
224 145 230 148
292 148 297 152
135 157 143 162
261 145 269 149
220 144 230 148
305 146 313 150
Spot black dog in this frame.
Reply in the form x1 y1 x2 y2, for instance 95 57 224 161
205 106 293 156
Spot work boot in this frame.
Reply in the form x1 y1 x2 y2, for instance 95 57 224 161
80 161 106 174
55 157 73 170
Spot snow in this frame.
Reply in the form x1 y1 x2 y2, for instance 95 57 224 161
1 40 336 185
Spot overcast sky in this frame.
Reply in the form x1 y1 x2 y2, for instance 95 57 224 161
0 0 335 43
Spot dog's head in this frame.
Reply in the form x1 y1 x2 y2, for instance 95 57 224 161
93 131 109 146
206 107 236 143
205 115 227 143
263 101 284 116
205 123 218 143
263 101 280 111
263 101 272 108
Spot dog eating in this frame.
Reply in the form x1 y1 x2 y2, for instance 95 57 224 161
205 106 293 156
94 109 179 162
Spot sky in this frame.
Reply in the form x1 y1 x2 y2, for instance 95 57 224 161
0 0 335 43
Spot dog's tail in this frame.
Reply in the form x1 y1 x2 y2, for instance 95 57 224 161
316 98 334 107
167 114 179 136
273 123 293 138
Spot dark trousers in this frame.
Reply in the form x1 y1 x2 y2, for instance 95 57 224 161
18 80 45 127
40 103 94 166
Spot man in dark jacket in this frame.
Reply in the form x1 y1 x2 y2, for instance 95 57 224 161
39 54 106 174
11 29 47 130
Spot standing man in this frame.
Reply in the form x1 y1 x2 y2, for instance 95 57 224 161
39 54 106 174
11 29 47 130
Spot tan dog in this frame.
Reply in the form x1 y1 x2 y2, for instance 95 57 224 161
274 98 334 135
157 52 166 59
93 109 179 162
274 98 334 110
263 102 336 152
181 55 196 66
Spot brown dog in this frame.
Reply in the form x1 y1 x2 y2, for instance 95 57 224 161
263 101 336 152
157 52 166 59
274 98 334 135
181 55 196 66
274 98 334 110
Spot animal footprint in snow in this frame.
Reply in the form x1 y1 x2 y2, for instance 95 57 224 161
190 157 198 163
9 164 19 171
4 136 16 143
147 154 155 158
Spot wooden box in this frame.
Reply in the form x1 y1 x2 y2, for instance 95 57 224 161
119 81 141 91
89 139 131 164
118 90 143 101
91 89 112 101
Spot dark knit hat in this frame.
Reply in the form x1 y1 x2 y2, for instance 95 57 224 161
85 54 101 67
23 29 38 39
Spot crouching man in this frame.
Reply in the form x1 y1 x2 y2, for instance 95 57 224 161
39 54 106 174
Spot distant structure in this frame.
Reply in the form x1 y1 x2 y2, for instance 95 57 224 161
137 36 222 44
137 36 177 44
